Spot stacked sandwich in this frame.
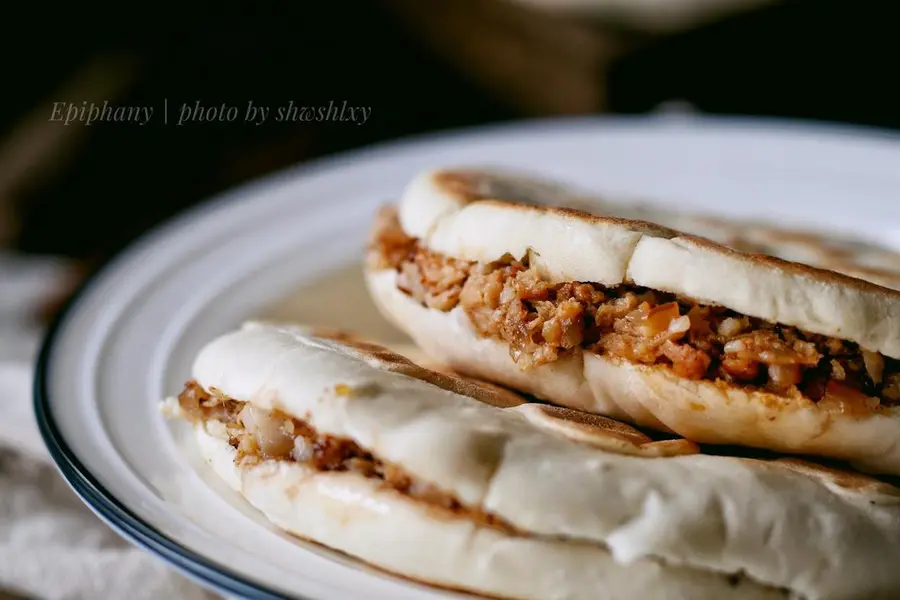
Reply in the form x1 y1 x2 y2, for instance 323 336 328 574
165 168 900 600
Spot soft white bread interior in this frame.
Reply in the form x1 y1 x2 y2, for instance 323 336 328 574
176 322 900 600
398 168 900 358
366 269 900 476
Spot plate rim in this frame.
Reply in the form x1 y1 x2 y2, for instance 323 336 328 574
32 113 900 600
33 265 297 599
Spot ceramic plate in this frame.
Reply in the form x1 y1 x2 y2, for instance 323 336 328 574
35 115 900 599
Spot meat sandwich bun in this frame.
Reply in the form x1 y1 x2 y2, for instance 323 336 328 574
364 168 900 475
164 322 900 600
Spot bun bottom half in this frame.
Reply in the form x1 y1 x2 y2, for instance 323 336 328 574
195 427 781 600
365 269 900 476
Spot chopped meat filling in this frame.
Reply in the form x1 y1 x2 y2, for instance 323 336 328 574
368 207 900 412
177 381 516 532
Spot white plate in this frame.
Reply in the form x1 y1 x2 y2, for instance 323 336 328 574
35 115 900 600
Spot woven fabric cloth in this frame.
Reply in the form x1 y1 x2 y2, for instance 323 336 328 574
0 253 214 600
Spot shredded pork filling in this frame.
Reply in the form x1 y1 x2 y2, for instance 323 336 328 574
176 381 516 532
368 208 900 413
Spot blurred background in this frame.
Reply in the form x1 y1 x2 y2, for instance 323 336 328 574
2 1 900 597
3 0 899 274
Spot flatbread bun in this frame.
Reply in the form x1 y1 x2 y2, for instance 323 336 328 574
167 322 900 600
402 167 900 292
364 167 900 474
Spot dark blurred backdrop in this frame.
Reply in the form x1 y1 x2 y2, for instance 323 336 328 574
2 0 896 269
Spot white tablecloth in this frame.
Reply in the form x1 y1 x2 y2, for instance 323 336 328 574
0 253 214 600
